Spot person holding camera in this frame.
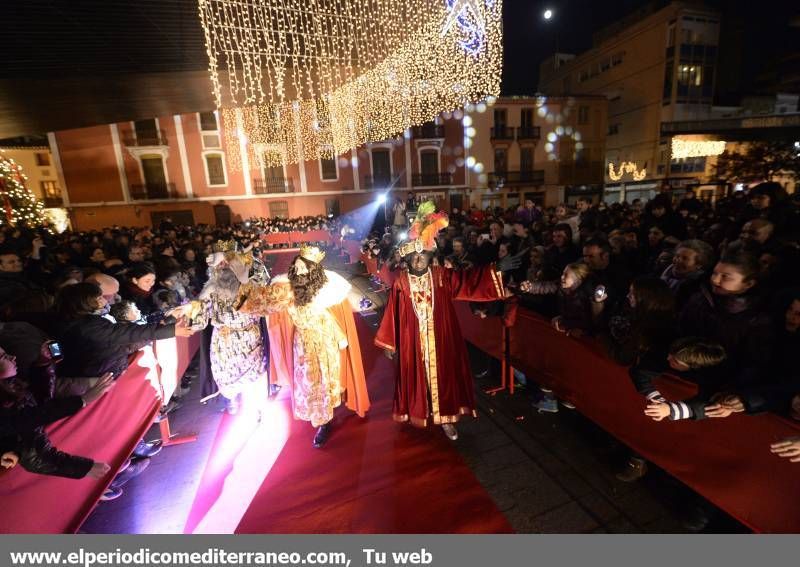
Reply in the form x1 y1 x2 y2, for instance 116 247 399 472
0 346 114 480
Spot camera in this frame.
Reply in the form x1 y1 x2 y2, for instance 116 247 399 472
47 341 62 359
594 285 607 300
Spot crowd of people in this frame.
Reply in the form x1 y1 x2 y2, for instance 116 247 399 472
365 184 800 478
0 214 346 498
3 183 800 525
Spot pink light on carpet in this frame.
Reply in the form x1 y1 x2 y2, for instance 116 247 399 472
184 391 292 534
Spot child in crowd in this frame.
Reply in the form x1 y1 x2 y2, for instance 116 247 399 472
643 337 728 421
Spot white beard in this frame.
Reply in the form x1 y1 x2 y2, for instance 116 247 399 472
199 268 240 301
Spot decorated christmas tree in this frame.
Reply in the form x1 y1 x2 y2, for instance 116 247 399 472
0 151 48 228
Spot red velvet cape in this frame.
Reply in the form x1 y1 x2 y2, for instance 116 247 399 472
375 265 503 426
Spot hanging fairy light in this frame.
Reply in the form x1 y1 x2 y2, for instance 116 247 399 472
671 138 727 159
199 0 503 169
608 161 647 182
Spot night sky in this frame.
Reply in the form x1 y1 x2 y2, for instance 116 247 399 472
501 0 800 97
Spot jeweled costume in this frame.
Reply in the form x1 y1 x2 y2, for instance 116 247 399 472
190 241 269 404
375 203 504 427
238 247 369 429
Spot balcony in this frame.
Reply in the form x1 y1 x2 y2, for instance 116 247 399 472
488 170 545 187
411 124 445 139
129 182 179 200
412 172 453 186
490 126 514 141
516 126 541 141
123 129 168 147
363 174 405 189
42 196 64 208
253 177 295 194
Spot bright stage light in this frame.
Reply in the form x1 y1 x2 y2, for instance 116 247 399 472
398 231 408 241
377 194 388 204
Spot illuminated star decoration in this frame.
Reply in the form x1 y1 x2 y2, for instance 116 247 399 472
442 0 489 56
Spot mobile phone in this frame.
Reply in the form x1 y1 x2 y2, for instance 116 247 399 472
48 341 62 358
594 285 607 300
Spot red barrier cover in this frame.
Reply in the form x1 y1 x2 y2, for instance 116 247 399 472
0 337 200 534
460 305 800 533
342 240 362 263
454 301 504 361
362 253 379 277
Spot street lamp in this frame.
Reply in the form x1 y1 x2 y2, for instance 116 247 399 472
543 8 553 20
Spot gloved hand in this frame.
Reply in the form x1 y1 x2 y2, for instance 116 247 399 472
497 249 526 272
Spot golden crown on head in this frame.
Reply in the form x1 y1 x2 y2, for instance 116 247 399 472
299 245 326 264
213 239 237 253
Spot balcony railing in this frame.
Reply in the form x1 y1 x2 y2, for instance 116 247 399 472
412 172 453 186
488 170 545 187
42 196 64 208
363 174 405 189
253 177 295 194
516 126 541 141
129 182 179 200
412 124 445 139
123 129 168 147
490 126 514 140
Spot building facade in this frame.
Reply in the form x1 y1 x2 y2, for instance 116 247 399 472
539 1 724 203
47 111 472 231
466 96 607 210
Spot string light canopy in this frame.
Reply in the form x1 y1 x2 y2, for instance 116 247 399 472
199 0 503 169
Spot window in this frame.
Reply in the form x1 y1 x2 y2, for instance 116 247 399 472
205 153 227 185
199 111 218 131
494 148 507 173
521 108 535 128
134 119 160 145
520 147 534 172
608 124 620 136
578 105 590 124
611 52 624 66
667 23 676 47
269 200 289 219
670 156 706 173
600 59 611 72
320 157 338 181
40 180 60 198
420 150 439 176
371 149 391 184
578 69 589 82
35 152 50 166
493 109 507 127
677 65 703 86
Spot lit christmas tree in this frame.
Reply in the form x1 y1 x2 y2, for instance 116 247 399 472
0 151 48 228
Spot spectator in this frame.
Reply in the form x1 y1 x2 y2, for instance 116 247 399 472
54 282 193 381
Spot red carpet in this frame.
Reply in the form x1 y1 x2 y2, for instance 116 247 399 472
198 315 512 533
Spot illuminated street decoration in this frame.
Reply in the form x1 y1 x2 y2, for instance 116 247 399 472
671 138 727 159
608 161 647 181
199 0 503 169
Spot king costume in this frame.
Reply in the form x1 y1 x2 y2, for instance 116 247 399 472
237 246 369 447
375 202 507 435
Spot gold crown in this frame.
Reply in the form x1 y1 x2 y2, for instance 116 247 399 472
300 245 326 264
213 239 237 253
398 239 426 258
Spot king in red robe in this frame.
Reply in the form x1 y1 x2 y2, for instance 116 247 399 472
374 202 509 440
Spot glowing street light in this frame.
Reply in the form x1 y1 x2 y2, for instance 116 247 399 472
543 8 553 20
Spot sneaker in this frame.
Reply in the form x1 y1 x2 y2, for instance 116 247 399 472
133 439 162 459
442 423 458 441
533 398 559 413
615 457 648 483
100 486 123 501
111 457 150 488
561 401 576 409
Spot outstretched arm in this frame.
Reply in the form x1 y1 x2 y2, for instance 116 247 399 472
237 282 293 315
